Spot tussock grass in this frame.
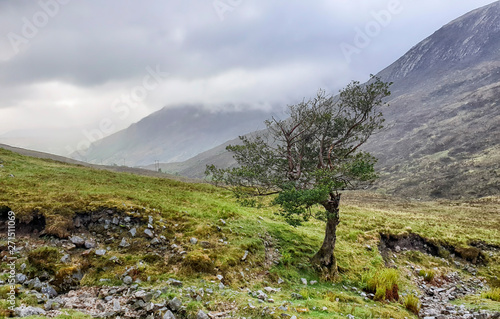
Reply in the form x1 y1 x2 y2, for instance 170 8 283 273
403 294 421 314
482 288 500 302
418 269 436 283
364 268 400 301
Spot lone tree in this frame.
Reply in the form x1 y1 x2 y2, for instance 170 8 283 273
206 75 391 278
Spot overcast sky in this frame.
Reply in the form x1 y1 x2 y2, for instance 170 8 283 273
0 0 497 153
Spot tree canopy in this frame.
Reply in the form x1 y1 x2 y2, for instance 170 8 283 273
206 75 392 277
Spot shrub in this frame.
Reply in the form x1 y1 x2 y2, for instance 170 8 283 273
482 288 500 302
418 269 435 283
403 294 421 314
364 268 400 301
374 287 387 301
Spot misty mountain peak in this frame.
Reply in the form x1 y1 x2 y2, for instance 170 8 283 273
166 3 500 199
382 1 500 81
79 104 276 166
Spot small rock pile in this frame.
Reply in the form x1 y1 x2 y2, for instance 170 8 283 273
14 284 212 319
416 272 499 319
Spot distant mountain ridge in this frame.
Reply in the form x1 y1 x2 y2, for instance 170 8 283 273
379 1 500 84
76 105 277 166
158 1 500 199
366 0 500 198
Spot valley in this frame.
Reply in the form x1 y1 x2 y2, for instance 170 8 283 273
0 148 499 318
1 2 499 319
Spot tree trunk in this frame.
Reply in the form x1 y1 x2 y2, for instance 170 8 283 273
312 193 341 279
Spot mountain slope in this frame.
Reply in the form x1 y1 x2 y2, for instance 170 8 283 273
160 1 500 199
77 105 274 166
366 1 500 198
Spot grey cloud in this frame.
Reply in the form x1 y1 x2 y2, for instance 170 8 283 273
1 1 496 87
0 1 400 86
0 0 497 125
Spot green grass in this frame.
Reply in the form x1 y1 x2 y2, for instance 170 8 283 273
1 148 500 318
454 293 500 312
364 268 400 301
482 288 500 302
403 294 421 315
418 269 436 283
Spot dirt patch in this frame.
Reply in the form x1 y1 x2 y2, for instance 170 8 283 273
0 208 147 240
379 233 441 257
469 240 500 252
0 207 46 236
379 233 487 265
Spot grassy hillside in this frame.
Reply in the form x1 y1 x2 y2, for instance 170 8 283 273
0 148 499 318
